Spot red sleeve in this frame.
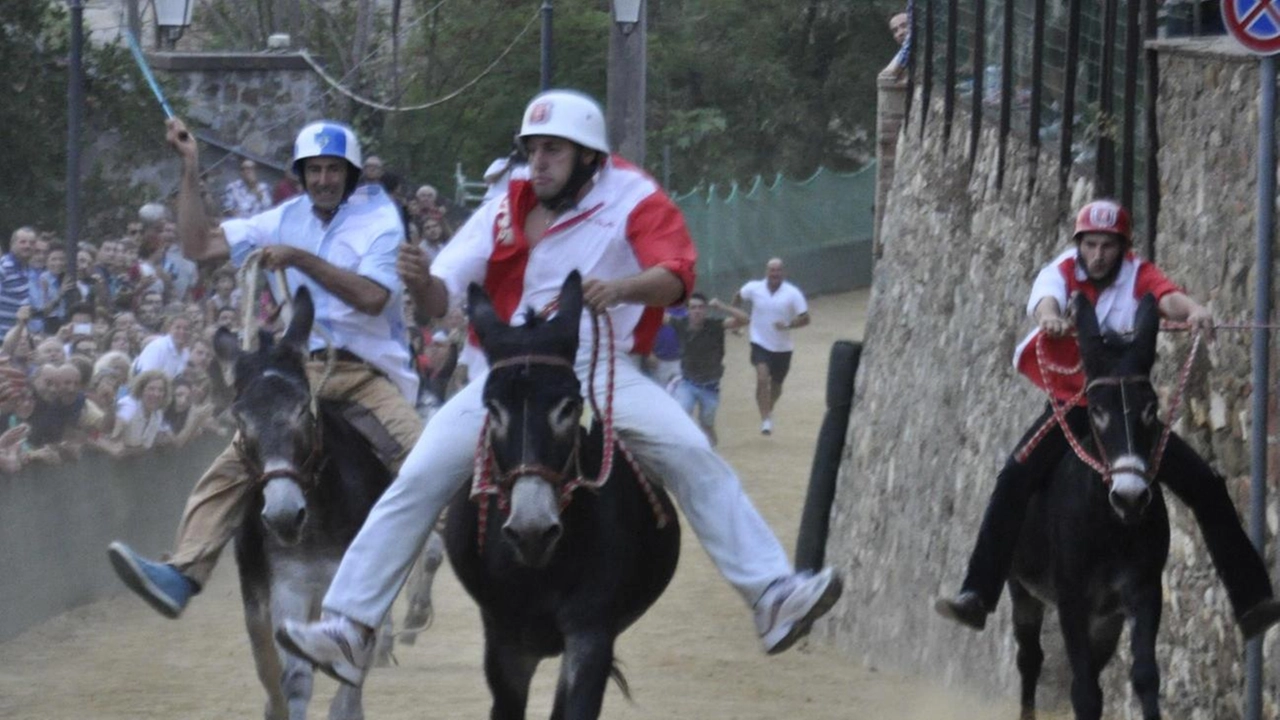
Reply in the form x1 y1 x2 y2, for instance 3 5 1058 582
1134 261 1182 303
625 192 697 302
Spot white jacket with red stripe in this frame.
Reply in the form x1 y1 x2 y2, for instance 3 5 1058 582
432 156 697 361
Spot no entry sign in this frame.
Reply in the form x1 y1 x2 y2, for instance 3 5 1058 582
1224 0 1280 55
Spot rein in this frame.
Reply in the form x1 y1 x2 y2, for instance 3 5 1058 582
469 310 671 553
1016 330 1201 486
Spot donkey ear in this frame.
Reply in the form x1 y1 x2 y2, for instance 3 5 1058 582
553 271 583 334
1131 293 1160 371
281 286 314 349
213 327 241 364
1073 294 1104 375
467 282 501 347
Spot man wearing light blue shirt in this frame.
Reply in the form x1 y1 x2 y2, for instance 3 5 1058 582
107 118 423 619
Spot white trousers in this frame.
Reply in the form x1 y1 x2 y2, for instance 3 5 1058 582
323 353 793 629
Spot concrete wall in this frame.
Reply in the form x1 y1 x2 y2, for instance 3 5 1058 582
0 437 225 643
817 36 1279 719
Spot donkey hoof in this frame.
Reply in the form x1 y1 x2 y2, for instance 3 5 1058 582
933 591 988 631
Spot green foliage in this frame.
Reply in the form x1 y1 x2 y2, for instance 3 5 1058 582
1 0 171 240
192 0 902 194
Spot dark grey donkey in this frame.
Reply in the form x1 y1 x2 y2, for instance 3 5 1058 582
1009 293 1170 720
221 287 394 720
446 271 681 720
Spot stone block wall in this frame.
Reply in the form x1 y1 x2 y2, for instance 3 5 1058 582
816 36 1279 719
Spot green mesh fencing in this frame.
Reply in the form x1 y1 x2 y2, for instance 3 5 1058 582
673 164 877 302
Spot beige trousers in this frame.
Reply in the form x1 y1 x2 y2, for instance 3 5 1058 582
169 361 422 586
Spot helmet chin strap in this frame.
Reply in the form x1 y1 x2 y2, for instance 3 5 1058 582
539 148 601 213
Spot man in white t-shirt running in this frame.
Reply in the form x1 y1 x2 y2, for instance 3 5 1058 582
733 258 809 435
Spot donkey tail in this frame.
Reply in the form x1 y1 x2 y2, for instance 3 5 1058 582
610 659 633 702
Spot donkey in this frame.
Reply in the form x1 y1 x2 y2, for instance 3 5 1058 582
221 287 394 720
444 271 682 720
1008 293 1171 720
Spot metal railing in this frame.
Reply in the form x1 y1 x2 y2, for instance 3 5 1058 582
907 0 1223 258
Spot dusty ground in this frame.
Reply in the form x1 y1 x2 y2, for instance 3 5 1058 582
0 289 1029 719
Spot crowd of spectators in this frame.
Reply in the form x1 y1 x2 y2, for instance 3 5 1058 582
0 159 466 476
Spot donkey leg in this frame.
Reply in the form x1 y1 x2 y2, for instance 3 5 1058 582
271 577 322 720
1127 584 1164 720
1057 598 1104 720
1008 581 1045 720
483 626 540 720
401 530 446 646
243 590 289 720
551 631 615 720
328 684 365 720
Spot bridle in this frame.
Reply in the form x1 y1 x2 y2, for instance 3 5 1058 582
1017 330 1201 487
232 373 326 490
469 311 670 552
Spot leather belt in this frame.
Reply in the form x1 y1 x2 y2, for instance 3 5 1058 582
310 348 364 364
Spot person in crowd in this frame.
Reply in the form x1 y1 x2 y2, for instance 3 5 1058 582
881 10 912 81
86 370 123 437
361 155 385 186
106 115 423 623
419 216 452 262
224 159 273 219
132 314 191 379
0 227 36 337
934 199 1280 641
113 370 172 453
26 362 105 455
163 376 216 447
278 89 842 686
34 247 80 334
732 258 810 436
646 304 684 391
203 266 240 326
670 293 749 446
272 170 303 207
135 290 165 334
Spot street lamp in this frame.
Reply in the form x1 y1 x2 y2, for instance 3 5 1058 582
613 0 642 35
155 0 194 49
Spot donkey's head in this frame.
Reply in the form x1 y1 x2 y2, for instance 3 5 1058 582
215 286 319 545
468 271 584 568
1075 292 1161 525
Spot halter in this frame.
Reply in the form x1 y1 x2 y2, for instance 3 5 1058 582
470 310 671 552
1016 330 1201 487
232 373 327 490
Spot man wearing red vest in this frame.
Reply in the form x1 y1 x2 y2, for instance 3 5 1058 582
279 89 843 686
935 199 1280 640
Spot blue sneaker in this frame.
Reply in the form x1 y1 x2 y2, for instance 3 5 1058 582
107 541 194 619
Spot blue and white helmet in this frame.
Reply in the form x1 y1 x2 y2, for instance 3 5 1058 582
292 121 363 193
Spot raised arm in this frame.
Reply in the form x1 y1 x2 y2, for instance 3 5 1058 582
167 118 230 264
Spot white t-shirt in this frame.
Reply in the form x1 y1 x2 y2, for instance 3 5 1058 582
132 334 189 379
738 279 808 353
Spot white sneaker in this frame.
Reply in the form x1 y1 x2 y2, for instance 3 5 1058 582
761 418 774 435
276 614 373 686
754 568 843 655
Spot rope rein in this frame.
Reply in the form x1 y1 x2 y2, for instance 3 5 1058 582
1017 328 1201 486
469 309 671 553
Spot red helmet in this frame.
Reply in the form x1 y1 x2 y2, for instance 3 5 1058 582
1073 199 1131 242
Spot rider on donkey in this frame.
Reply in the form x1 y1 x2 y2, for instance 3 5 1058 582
107 118 423 616
935 199 1280 640
278 89 844 686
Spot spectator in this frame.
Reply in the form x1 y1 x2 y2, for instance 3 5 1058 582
732 257 810 436
136 290 165 334
414 185 445 223
204 267 241 326
132 314 191 379
27 362 105 453
86 370 123 436
362 155 385 186
112 369 171 453
419 216 453 262
670 294 749 446
0 227 36 336
224 159 273 219
161 221 198 302
164 376 215 447
881 10 911 81
34 247 78 334
272 171 302 206
33 337 65 366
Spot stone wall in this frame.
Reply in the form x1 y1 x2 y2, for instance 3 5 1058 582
138 52 333 194
817 36 1279 719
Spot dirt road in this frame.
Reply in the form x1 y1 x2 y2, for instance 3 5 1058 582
0 289 1025 719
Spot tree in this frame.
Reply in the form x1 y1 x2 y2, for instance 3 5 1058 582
1 1 170 240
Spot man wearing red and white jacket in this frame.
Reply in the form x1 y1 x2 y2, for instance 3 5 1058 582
280 90 843 686
935 199 1280 640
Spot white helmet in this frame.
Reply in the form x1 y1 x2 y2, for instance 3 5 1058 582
292 121 363 174
518 90 610 155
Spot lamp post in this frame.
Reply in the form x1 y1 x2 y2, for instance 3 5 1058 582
607 0 645 165
154 0 194 50
540 0 553 90
65 0 85 279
